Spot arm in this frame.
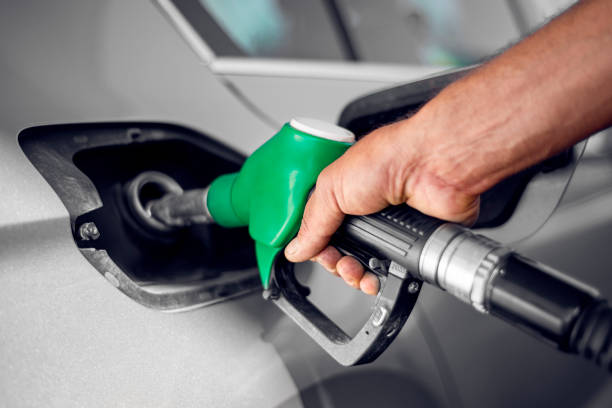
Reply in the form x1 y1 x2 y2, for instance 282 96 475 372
285 0 612 294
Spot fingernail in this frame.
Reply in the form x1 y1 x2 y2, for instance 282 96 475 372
285 240 299 256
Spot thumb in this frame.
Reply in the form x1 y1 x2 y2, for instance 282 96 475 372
284 186 345 263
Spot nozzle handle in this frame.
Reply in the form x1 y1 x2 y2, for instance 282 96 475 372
269 253 421 366
332 206 443 278
268 205 441 366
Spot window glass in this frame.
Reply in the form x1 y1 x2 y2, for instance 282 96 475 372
338 0 521 65
200 0 346 60
174 0 574 66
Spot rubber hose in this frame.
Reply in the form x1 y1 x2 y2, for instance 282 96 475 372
569 300 612 371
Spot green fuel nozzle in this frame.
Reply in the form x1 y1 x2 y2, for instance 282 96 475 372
206 118 355 288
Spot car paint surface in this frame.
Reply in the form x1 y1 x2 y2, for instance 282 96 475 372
1 1 611 407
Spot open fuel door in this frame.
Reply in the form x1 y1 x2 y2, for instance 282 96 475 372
19 123 259 311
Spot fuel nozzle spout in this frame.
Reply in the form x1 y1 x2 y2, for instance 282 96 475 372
124 171 214 233
147 188 213 227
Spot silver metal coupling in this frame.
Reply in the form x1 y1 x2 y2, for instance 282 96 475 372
418 223 510 313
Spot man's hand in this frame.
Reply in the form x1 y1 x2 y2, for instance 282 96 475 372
285 0 612 295
284 117 480 295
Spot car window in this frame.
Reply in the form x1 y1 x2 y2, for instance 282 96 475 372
339 0 521 65
200 0 347 60
171 0 575 66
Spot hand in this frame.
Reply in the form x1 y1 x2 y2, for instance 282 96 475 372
284 116 480 295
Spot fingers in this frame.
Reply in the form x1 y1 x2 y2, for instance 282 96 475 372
336 257 379 295
312 246 342 275
285 180 345 263
312 247 380 296
404 169 481 226
360 272 380 296
336 256 364 289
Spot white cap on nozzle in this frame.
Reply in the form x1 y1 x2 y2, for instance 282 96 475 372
290 117 355 144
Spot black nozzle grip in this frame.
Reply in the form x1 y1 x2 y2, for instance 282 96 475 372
332 206 444 275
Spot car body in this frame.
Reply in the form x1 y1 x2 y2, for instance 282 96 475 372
1 1 611 407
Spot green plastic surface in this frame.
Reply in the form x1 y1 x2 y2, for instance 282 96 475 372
207 173 242 227
207 122 351 287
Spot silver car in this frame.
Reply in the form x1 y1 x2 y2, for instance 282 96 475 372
1 0 611 406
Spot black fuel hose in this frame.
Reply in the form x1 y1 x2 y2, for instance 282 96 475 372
486 254 612 371
569 300 612 370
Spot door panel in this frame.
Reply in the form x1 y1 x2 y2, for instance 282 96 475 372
0 221 299 407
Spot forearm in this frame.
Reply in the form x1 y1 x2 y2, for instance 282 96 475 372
407 0 612 196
